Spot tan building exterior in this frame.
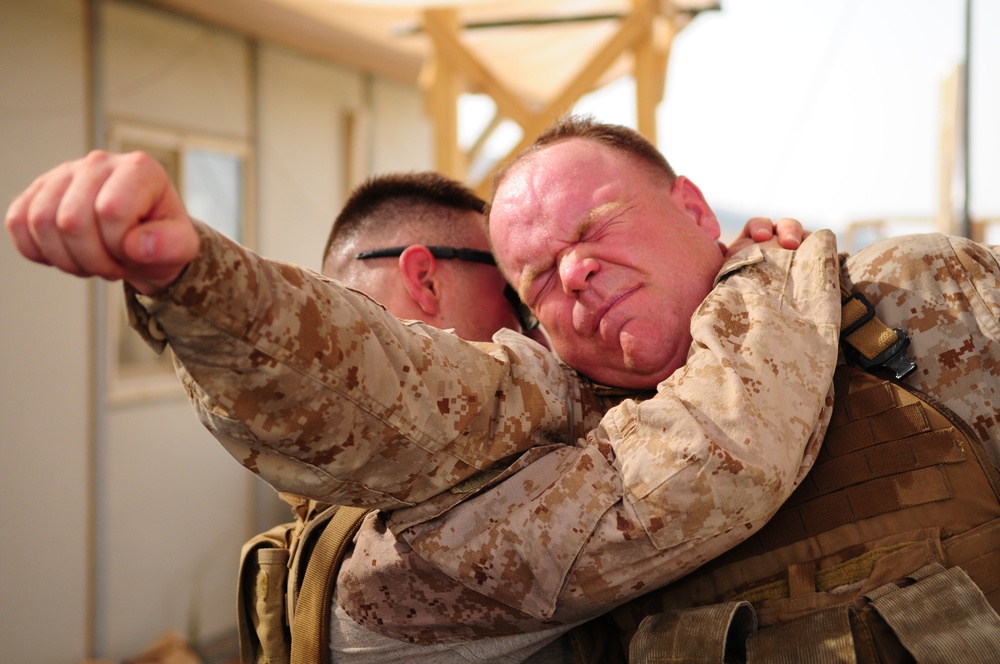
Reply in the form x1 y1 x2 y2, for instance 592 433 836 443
0 0 432 660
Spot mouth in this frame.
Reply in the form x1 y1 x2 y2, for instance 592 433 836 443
592 286 639 336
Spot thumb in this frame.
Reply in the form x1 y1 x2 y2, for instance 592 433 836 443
120 218 200 293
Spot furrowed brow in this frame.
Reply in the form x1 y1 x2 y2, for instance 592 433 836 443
516 201 622 301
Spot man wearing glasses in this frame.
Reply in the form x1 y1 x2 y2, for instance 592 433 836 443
320 171 539 346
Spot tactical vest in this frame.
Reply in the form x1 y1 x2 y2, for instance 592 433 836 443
612 292 1000 663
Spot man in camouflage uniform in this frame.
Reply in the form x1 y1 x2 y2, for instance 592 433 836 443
8 117 997 662
485 117 1000 660
317 170 802 661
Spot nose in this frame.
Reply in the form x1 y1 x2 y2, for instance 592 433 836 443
559 250 599 296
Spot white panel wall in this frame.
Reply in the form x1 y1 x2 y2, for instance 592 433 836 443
0 0 90 661
103 399 255 654
99 2 257 658
370 77 434 176
256 44 362 268
104 1 250 139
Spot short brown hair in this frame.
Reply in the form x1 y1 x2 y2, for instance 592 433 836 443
323 172 486 265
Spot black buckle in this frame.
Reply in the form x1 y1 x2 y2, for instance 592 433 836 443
842 293 917 380
855 327 917 380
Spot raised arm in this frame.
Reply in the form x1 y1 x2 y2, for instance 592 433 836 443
382 232 843 634
6 152 577 510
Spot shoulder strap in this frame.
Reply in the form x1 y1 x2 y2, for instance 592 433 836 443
839 281 916 380
289 505 371 664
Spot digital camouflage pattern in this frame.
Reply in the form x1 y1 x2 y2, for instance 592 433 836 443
840 234 1000 471
137 225 1000 649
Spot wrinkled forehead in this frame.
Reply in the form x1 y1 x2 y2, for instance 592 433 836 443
489 140 630 267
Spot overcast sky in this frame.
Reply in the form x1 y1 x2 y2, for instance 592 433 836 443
641 0 998 238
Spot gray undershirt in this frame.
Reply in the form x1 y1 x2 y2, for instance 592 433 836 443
329 601 579 663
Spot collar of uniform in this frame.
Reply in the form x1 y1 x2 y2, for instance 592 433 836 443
714 244 766 288
590 383 656 400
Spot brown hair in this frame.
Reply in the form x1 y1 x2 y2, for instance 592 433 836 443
323 171 486 264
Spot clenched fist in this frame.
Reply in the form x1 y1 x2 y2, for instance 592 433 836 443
5 150 200 295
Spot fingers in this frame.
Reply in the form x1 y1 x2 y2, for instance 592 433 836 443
734 217 807 249
723 216 810 259
5 150 198 293
742 217 779 242
53 153 129 277
773 217 806 249
5 171 54 266
7 151 125 279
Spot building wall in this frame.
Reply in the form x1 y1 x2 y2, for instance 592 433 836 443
0 0 432 660
0 0 90 662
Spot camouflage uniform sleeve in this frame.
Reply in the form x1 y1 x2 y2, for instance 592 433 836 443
124 222 577 509
391 231 843 628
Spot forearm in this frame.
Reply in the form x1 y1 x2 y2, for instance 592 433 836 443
128 223 572 507
567 230 842 608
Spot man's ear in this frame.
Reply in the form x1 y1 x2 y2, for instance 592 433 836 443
671 176 721 241
398 245 442 315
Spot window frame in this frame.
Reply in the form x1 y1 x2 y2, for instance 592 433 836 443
105 123 254 404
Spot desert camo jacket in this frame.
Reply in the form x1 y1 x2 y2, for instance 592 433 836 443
126 226 998 645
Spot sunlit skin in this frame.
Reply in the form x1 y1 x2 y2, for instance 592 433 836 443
489 138 728 389
419 255 524 343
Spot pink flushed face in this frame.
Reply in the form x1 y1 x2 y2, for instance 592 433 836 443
489 138 725 389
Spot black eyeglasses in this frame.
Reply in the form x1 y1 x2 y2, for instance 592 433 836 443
356 245 538 331
356 245 497 265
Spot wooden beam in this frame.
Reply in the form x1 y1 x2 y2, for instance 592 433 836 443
633 0 658 143
423 9 534 128
472 0 659 190
423 10 463 179
465 108 503 166
938 65 962 235
417 0 697 192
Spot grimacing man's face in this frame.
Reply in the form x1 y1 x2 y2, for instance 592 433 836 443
489 138 725 389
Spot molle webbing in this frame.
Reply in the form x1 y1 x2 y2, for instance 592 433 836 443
617 287 1000 662
748 366 980 554
630 564 1000 664
671 364 1000 618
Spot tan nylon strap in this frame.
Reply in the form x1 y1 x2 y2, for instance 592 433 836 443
746 606 856 663
867 563 1000 661
824 403 930 457
733 542 916 604
758 466 954 551
289 506 369 664
840 380 897 422
629 601 756 663
812 429 964 494
841 296 900 362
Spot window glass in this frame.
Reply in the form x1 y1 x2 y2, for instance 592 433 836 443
184 148 243 242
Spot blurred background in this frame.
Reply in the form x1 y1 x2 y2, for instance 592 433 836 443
1 0 995 661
